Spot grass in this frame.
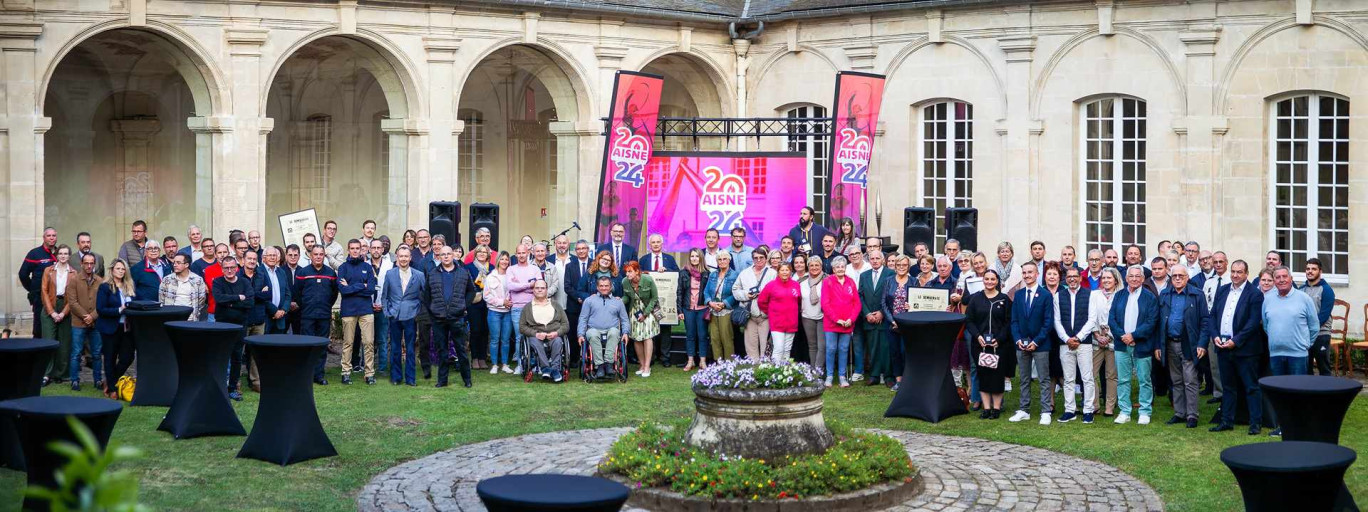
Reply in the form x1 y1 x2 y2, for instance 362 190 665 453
2 365 1366 512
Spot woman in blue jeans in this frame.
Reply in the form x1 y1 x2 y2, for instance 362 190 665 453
483 252 515 373
677 249 711 370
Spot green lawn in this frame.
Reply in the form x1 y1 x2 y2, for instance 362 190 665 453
2 366 1365 511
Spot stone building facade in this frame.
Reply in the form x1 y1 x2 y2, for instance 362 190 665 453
1 0 1364 332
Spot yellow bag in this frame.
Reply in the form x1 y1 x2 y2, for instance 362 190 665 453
115 376 136 402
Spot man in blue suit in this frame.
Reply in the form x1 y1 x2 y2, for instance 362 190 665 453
1207 260 1266 435
596 223 637 268
383 246 426 386
638 233 678 366
1109 264 1158 425
563 240 594 365
1009 262 1055 424
130 240 169 301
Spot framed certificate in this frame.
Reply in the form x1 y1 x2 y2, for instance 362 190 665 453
649 271 679 325
278 208 320 250
905 288 950 312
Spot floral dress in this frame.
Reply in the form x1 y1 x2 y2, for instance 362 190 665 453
625 276 661 341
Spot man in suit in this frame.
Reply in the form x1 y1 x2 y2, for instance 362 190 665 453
1200 251 1231 402
74 232 106 278
1157 265 1210 428
549 234 573 308
1207 260 1266 435
251 246 292 392
858 250 892 385
1009 262 1055 425
383 246 426 386
563 240 594 365
1108 264 1158 425
1054 267 1094 423
638 233 678 366
596 223 637 267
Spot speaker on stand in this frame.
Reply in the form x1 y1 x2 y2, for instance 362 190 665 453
944 207 978 253
902 207 935 258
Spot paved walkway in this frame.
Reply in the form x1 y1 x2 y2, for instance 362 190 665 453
356 428 1163 511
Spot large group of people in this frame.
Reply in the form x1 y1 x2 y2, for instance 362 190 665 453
14 208 1336 438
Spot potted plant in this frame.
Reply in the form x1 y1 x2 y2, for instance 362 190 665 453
685 357 833 459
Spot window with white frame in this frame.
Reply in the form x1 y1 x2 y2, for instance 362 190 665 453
294 114 332 207
1080 97 1147 254
919 100 973 252
458 109 484 206
1271 94 1349 278
785 105 831 224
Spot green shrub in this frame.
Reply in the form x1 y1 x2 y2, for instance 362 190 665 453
599 421 915 500
23 416 148 512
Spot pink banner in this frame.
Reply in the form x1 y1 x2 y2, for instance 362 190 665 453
594 71 663 246
827 71 886 236
645 152 808 252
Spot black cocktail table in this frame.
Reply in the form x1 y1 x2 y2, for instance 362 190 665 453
1260 375 1361 444
0 396 123 511
885 311 967 423
1221 441 1355 512
476 474 630 512
158 321 246 439
237 334 336 465
0 338 59 470
124 306 193 406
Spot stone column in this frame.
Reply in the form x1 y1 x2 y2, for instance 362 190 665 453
549 120 599 236
1 22 44 326
997 35 1037 247
1178 25 1222 244
109 119 162 229
424 35 460 209
732 39 750 150
223 25 269 238
382 118 430 229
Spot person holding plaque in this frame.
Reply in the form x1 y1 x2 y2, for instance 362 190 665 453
966 270 1013 419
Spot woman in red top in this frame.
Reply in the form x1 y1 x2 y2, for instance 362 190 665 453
820 256 860 387
758 262 801 362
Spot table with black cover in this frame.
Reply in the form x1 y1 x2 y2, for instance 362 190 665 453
885 311 968 423
476 474 630 512
237 334 336 466
0 338 59 470
1221 441 1355 512
0 396 123 511
158 321 246 439
124 305 193 406
1260 375 1361 444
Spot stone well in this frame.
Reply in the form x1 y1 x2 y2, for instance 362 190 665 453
683 385 834 460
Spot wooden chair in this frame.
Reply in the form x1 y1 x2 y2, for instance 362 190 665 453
1326 300 1349 374
1351 303 1368 375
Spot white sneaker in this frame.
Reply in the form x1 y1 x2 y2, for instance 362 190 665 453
1005 379 1013 392
1008 410 1031 422
490 366 499 375
824 377 834 388
851 373 864 382
1115 414 1131 424
1138 415 1151 425
502 365 515 374
1040 414 1052 426
512 365 523 374
641 371 651 378
634 369 643 376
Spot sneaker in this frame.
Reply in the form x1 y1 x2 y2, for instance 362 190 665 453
851 373 864 382
1039 414 1052 425
634 369 643 376
1082 413 1094 424
1115 414 1131 424
839 378 850 388
890 383 899 392
641 371 650 378
229 390 243 401
1058 412 1077 423
490 366 499 375
341 375 352 385
553 371 564 383
512 365 523 374
1008 410 1031 422
1138 415 1151 425
542 371 552 380
824 377 833 388
502 365 515 374
1269 428 1282 437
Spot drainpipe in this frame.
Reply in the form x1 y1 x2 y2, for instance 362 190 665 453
729 22 764 150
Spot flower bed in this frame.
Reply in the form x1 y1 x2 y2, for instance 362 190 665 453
600 421 915 500
690 357 822 390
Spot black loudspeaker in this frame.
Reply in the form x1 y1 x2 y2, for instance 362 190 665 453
945 207 979 252
429 201 461 249
902 207 935 258
469 203 500 252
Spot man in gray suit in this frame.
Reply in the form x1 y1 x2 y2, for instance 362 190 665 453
383 246 427 386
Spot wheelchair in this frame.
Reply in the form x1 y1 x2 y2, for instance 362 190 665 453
579 329 630 383
519 333 571 384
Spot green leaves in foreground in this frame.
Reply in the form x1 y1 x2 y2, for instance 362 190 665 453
23 416 148 512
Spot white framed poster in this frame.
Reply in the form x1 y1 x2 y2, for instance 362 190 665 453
649 271 679 325
279 208 321 251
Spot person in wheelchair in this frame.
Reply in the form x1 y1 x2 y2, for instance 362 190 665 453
578 276 630 379
519 279 569 382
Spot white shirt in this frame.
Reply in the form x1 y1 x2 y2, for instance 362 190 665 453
1053 286 1095 341
1123 286 1142 333
704 248 719 271
1219 281 1246 338
53 263 70 296
845 263 869 290
648 252 668 272
1202 271 1229 310
799 276 824 320
1183 257 1202 278
612 243 623 264
398 266 412 295
171 274 196 309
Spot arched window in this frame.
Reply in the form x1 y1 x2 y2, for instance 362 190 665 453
458 108 484 205
1079 96 1146 254
785 105 831 224
1270 93 1349 278
919 100 973 251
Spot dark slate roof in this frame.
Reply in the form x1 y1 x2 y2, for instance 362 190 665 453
464 0 1012 23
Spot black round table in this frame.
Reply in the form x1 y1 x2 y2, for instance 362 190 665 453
1260 375 1361 444
158 322 246 439
476 474 630 512
124 306 193 406
0 338 59 470
1221 441 1356 512
237 334 336 466
885 311 967 423
0 396 123 512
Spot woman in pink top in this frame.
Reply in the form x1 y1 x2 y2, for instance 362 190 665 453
483 252 516 374
757 262 801 362
820 256 860 387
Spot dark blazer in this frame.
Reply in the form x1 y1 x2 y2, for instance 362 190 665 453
244 270 270 326
1108 286 1158 355
94 283 129 336
564 256 592 312
859 267 893 332
259 265 293 330
596 243 637 267
1157 284 1210 361
638 253 678 273
1011 285 1055 351
131 259 168 302
1206 282 1265 358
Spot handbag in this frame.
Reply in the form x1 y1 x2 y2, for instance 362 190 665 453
731 268 768 326
976 301 1000 369
115 375 136 402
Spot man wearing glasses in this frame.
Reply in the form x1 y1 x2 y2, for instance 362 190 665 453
118 220 149 265
247 230 264 259
160 253 207 321
210 256 255 401
191 238 217 279
1081 249 1105 289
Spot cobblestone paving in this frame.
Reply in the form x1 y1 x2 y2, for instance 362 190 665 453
357 428 1163 512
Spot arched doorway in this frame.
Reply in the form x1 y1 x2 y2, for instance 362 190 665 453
265 35 415 244
43 28 216 251
639 53 730 151
457 44 585 244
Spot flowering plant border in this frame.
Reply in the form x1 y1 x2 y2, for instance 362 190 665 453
690 357 823 390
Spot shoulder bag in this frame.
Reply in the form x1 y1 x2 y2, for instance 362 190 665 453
731 268 769 326
976 297 1000 369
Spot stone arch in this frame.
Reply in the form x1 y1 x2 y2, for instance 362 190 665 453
634 47 735 116
456 37 595 124
747 45 839 113
1215 16 1368 112
262 28 424 120
38 19 230 116
884 36 1007 115
1031 27 1187 119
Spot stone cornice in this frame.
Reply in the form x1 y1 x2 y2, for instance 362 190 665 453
1178 24 1222 56
595 45 629 69
424 35 461 63
996 35 1036 63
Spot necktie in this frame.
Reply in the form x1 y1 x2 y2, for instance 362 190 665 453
615 245 621 263
1027 291 1032 309
655 255 661 272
